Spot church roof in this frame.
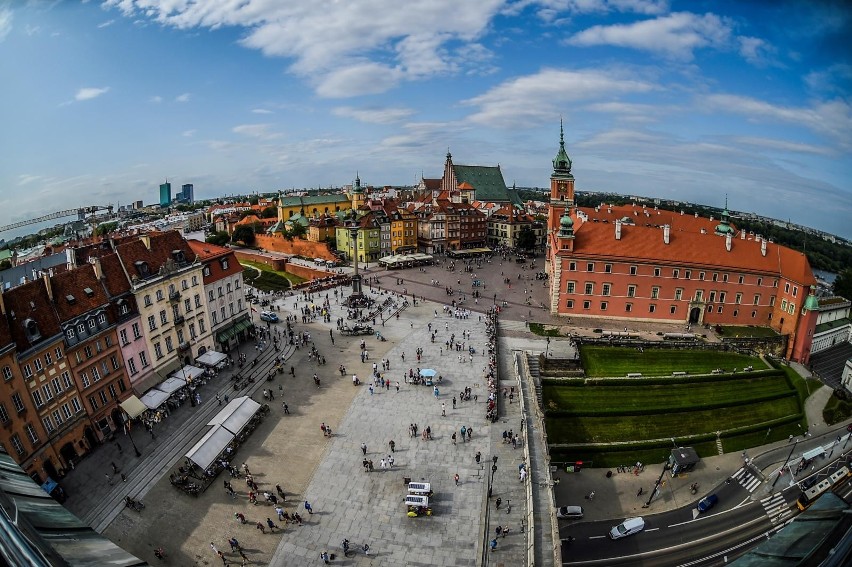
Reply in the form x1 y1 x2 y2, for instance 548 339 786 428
452 164 522 206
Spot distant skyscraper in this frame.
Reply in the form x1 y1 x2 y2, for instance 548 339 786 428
181 183 194 204
160 181 172 207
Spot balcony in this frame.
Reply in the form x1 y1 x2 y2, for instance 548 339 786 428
178 342 191 352
169 290 181 302
174 315 185 325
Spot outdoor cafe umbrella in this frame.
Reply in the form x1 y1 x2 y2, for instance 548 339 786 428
419 369 437 378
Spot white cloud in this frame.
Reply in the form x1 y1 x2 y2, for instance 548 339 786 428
98 19 115 28
464 68 656 127
175 92 191 103
567 12 732 60
737 36 775 67
149 95 162 103
315 62 403 98
75 87 110 101
701 94 852 150
232 123 280 140
732 136 834 156
804 64 852 95
333 106 414 124
251 108 273 114
17 174 43 186
103 0 504 97
182 129 196 137
0 7 12 42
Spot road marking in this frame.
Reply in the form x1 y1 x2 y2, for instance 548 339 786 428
588 535 606 540
668 500 755 528
645 528 659 532
732 466 762 492
760 493 792 524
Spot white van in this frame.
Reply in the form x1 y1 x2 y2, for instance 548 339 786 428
608 517 645 539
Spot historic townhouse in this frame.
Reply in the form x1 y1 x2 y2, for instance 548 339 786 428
0 278 88 483
386 204 418 253
113 232 212 380
487 205 545 250
545 123 818 363
50 264 133 442
186 240 249 353
335 212 383 263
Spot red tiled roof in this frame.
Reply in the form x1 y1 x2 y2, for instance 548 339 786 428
2 277 62 353
570 212 815 285
186 240 244 283
114 231 196 282
49 264 109 321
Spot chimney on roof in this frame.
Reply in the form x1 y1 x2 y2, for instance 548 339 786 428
615 219 622 240
90 256 103 280
42 271 53 303
694 212 699 218
663 224 670 245
740 229 746 240
761 238 767 257
65 247 76 270
725 232 732 252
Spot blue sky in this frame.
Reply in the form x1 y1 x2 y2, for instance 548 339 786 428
1 0 850 239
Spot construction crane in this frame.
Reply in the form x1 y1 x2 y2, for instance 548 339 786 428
0 205 114 234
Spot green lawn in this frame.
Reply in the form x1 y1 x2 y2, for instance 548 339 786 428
545 395 800 444
580 346 764 377
543 375 794 414
529 323 562 337
240 261 304 292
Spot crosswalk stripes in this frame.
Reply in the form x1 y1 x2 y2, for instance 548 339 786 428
761 493 793 524
731 466 762 492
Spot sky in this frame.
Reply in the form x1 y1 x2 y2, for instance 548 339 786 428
1 0 850 239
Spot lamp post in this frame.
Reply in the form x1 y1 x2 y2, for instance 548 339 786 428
771 438 797 491
545 336 550 358
125 418 142 457
642 460 668 508
488 456 498 498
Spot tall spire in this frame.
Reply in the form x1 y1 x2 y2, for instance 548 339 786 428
552 118 572 175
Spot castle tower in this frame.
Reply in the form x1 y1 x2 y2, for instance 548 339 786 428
351 172 365 211
790 286 820 364
548 119 574 242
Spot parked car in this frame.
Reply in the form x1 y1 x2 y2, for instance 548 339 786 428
608 517 645 539
696 494 718 513
259 311 279 323
556 506 584 519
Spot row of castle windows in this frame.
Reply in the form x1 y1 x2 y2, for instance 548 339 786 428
566 262 785 292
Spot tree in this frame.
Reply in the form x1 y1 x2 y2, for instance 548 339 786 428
0 259 11 270
516 225 537 251
834 268 852 300
206 232 230 246
261 206 278 219
248 196 259 206
288 223 307 238
231 225 255 246
94 221 119 236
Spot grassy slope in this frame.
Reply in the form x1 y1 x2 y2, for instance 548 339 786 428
580 346 764 377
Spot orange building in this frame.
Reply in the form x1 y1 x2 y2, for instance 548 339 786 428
545 122 818 363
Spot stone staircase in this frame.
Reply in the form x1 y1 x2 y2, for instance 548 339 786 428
526 353 543 409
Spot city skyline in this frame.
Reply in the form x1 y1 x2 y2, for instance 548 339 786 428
1 1 850 237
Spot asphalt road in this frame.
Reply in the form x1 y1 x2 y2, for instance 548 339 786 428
561 454 852 567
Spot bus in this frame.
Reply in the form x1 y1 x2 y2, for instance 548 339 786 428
796 465 851 511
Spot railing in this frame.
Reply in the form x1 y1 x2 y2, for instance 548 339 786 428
174 315 185 325
169 291 181 301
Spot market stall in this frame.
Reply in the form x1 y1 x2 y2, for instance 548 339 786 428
196 350 228 369
171 365 206 383
157 376 187 395
185 425 235 471
207 396 262 435
119 395 148 420
139 389 170 410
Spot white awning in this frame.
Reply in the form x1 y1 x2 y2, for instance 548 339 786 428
171 365 206 383
139 389 170 410
157 376 187 395
119 396 148 419
185 425 235 470
196 350 227 368
207 396 261 435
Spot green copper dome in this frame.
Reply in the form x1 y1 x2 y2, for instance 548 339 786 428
560 212 574 227
803 286 819 311
552 119 572 173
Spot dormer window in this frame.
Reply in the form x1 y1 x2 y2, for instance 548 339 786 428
220 258 229 270
98 313 107 325
66 329 75 340
66 294 76 305
83 287 95 298
135 261 150 277
88 319 96 330
172 250 186 263
23 319 41 341
77 323 86 334
203 266 211 277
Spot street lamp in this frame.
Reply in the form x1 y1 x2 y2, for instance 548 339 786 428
124 418 142 457
642 460 668 509
545 336 550 358
346 216 363 303
488 456 498 498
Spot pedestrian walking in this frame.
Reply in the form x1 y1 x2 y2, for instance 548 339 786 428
105 473 112 485
454 473 460 486
217 550 227 565
304 500 313 514
266 518 279 532
475 451 481 464
490 538 498 551
210 542 220 556
451 432 457 445
361 442 367 455
363 543 370 555
275 505 285 521
321 551 330 564
637 487 644 497
441 402 446 417
256 521 266 534
496 497 502 509
228 537 240 552
389 439 395 452
587 491 595 500
283 402 289 414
